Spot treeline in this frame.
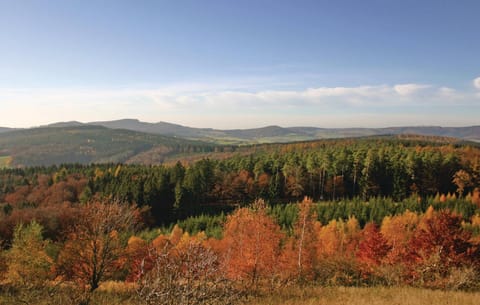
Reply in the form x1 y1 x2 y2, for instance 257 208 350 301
1 138 480 229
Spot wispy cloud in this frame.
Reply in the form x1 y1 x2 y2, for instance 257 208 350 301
132 83 468 109
393 84 431 96
1 78 479 128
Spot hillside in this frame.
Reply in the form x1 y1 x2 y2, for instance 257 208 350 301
0 125 218 167
88 120 305 143
381 126 480 142
2 120 479 168
44 119 480 144
0 127 15 133
1 123 476 168
86 120 365 143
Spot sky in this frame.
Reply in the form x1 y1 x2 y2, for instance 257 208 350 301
0 0 479 129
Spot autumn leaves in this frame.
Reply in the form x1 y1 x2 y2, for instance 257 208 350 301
1 197 479 305
129 198 480 291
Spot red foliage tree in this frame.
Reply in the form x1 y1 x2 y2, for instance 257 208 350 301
406 209 476 285
356 222 391 277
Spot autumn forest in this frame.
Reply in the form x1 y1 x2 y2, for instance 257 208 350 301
1 136 480 304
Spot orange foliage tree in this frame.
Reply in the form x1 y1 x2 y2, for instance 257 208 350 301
124 236 152 283
381 210 419 263
453 169 473 198
57 200 139 291
220 199 282 288
315 217 361 285
316 217 360 258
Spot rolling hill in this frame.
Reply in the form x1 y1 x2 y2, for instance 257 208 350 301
380 126 480 142
1 120 479 167
0 125 219 167
44 119 480 143
0 127 15 133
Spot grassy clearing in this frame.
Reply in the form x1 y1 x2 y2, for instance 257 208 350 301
0 156 11 168
247 286 480 305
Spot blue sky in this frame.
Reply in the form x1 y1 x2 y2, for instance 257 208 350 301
1 0 479 128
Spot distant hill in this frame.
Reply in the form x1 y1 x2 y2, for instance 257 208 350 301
380 126 480 142
89 119 212 138
0 127 15 133
46 121 85 128
0 125 218 167
47 119 480 144
2 120 477 167
1 123 477 167
288 126 480 142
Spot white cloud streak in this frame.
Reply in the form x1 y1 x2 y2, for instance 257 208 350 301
393 84 431 96
0 79 479 129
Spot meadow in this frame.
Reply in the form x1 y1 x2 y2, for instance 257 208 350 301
247 286 480 305
2 286 479 305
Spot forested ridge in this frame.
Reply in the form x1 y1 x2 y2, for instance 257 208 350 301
0 125 223 167
4 119 480 143
1 124 479 167
1 136 480 304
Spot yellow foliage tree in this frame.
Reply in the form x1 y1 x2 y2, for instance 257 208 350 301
381 210 420 263
4 221 52 288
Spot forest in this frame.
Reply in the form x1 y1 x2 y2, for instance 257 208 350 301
0 136 480 304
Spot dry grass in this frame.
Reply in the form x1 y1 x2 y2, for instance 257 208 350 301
1 285 479 305
0 289 139 305
97 281 137 294
247 286 480 305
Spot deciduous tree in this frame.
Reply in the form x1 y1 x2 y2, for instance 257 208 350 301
221 199 282 288
136 240 242 305
356 222 391 278
57 200 138 291
280 197 318 282
4 221 52 288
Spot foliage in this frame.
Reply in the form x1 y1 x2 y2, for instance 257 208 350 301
136 240 244 305
0 136 480 303
220 200 283 288
56 200 139 292
1 136 480 230
279 197 318 282
3 221 52 288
